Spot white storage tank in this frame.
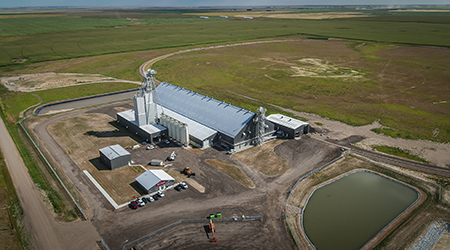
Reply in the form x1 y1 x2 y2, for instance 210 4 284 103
180 124 189 146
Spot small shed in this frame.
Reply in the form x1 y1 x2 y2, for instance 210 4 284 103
136 170 175 194
99 144 131 170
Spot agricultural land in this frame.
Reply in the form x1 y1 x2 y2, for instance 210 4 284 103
0 5 449 250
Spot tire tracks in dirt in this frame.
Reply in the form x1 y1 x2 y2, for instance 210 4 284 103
0 116 101 249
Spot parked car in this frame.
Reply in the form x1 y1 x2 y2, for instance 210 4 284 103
146 145 155 150
164 139 170 144
129 200 138 209
226 149 236 155
153 194 160 201
148 196 154 202
175 185 182 191
180 182 188 189
142 197 150 204
157 191 165 198
137 199 145 207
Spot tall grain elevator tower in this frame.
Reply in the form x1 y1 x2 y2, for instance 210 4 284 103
134 69 160 126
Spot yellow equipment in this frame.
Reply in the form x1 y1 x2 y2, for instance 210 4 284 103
182 167 195 177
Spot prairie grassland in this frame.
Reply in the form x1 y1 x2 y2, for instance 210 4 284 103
0 17 131 36
372 145 429 164
153 40 450 142
1 14 449 67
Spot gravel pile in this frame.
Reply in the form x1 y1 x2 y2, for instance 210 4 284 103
410 221 448 250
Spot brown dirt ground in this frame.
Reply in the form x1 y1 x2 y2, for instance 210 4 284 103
232 139 289 176
0 182 22 249
433 232 450 250
185 147 204 154
135 221 266 250
263 12 371 19
165 168 205 193
32 101 345 250
205 159 255 188
228 12 370 19
0 73 136 92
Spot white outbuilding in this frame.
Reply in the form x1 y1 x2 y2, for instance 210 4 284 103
135 169 175 194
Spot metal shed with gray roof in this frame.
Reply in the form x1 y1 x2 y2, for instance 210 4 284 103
135 169 175 194
99 144 131 170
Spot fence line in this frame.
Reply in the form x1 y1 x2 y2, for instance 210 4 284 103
18 121 88 220
101 237 110 250
122 216 262 250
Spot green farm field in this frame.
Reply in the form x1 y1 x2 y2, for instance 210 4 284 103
0 9 450 67
0 7 449 141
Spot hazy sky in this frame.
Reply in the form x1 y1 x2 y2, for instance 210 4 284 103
1 0 449 8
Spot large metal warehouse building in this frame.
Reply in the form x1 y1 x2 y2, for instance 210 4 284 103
116 69 310 152
99 144 131 170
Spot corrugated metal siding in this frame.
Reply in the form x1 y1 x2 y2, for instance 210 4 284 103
99 144 130 161
157 82 255 138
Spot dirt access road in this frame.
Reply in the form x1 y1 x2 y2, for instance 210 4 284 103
30 101 342 250
0 118 100 249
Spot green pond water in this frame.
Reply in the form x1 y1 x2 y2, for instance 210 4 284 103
302 171 419 250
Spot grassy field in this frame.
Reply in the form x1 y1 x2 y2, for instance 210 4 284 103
48 113 144 204
153 40 450 142
372 145 429 164
0 9 449 67
0 81 137 121
0 149 24 249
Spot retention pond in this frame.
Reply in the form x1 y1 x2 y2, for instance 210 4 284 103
302 170 419 250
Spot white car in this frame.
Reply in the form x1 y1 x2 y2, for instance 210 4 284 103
164 139 170 144
146 145 155 150
137 199 145 207
157 191 165 198
180 182 188 189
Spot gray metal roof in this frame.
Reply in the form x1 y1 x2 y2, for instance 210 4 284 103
136 170 175 190
99 144 130 160
266 114 309 130
157 82 255 138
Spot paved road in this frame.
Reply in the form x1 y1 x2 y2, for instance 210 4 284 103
36 89 137 115
0 117 100 250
